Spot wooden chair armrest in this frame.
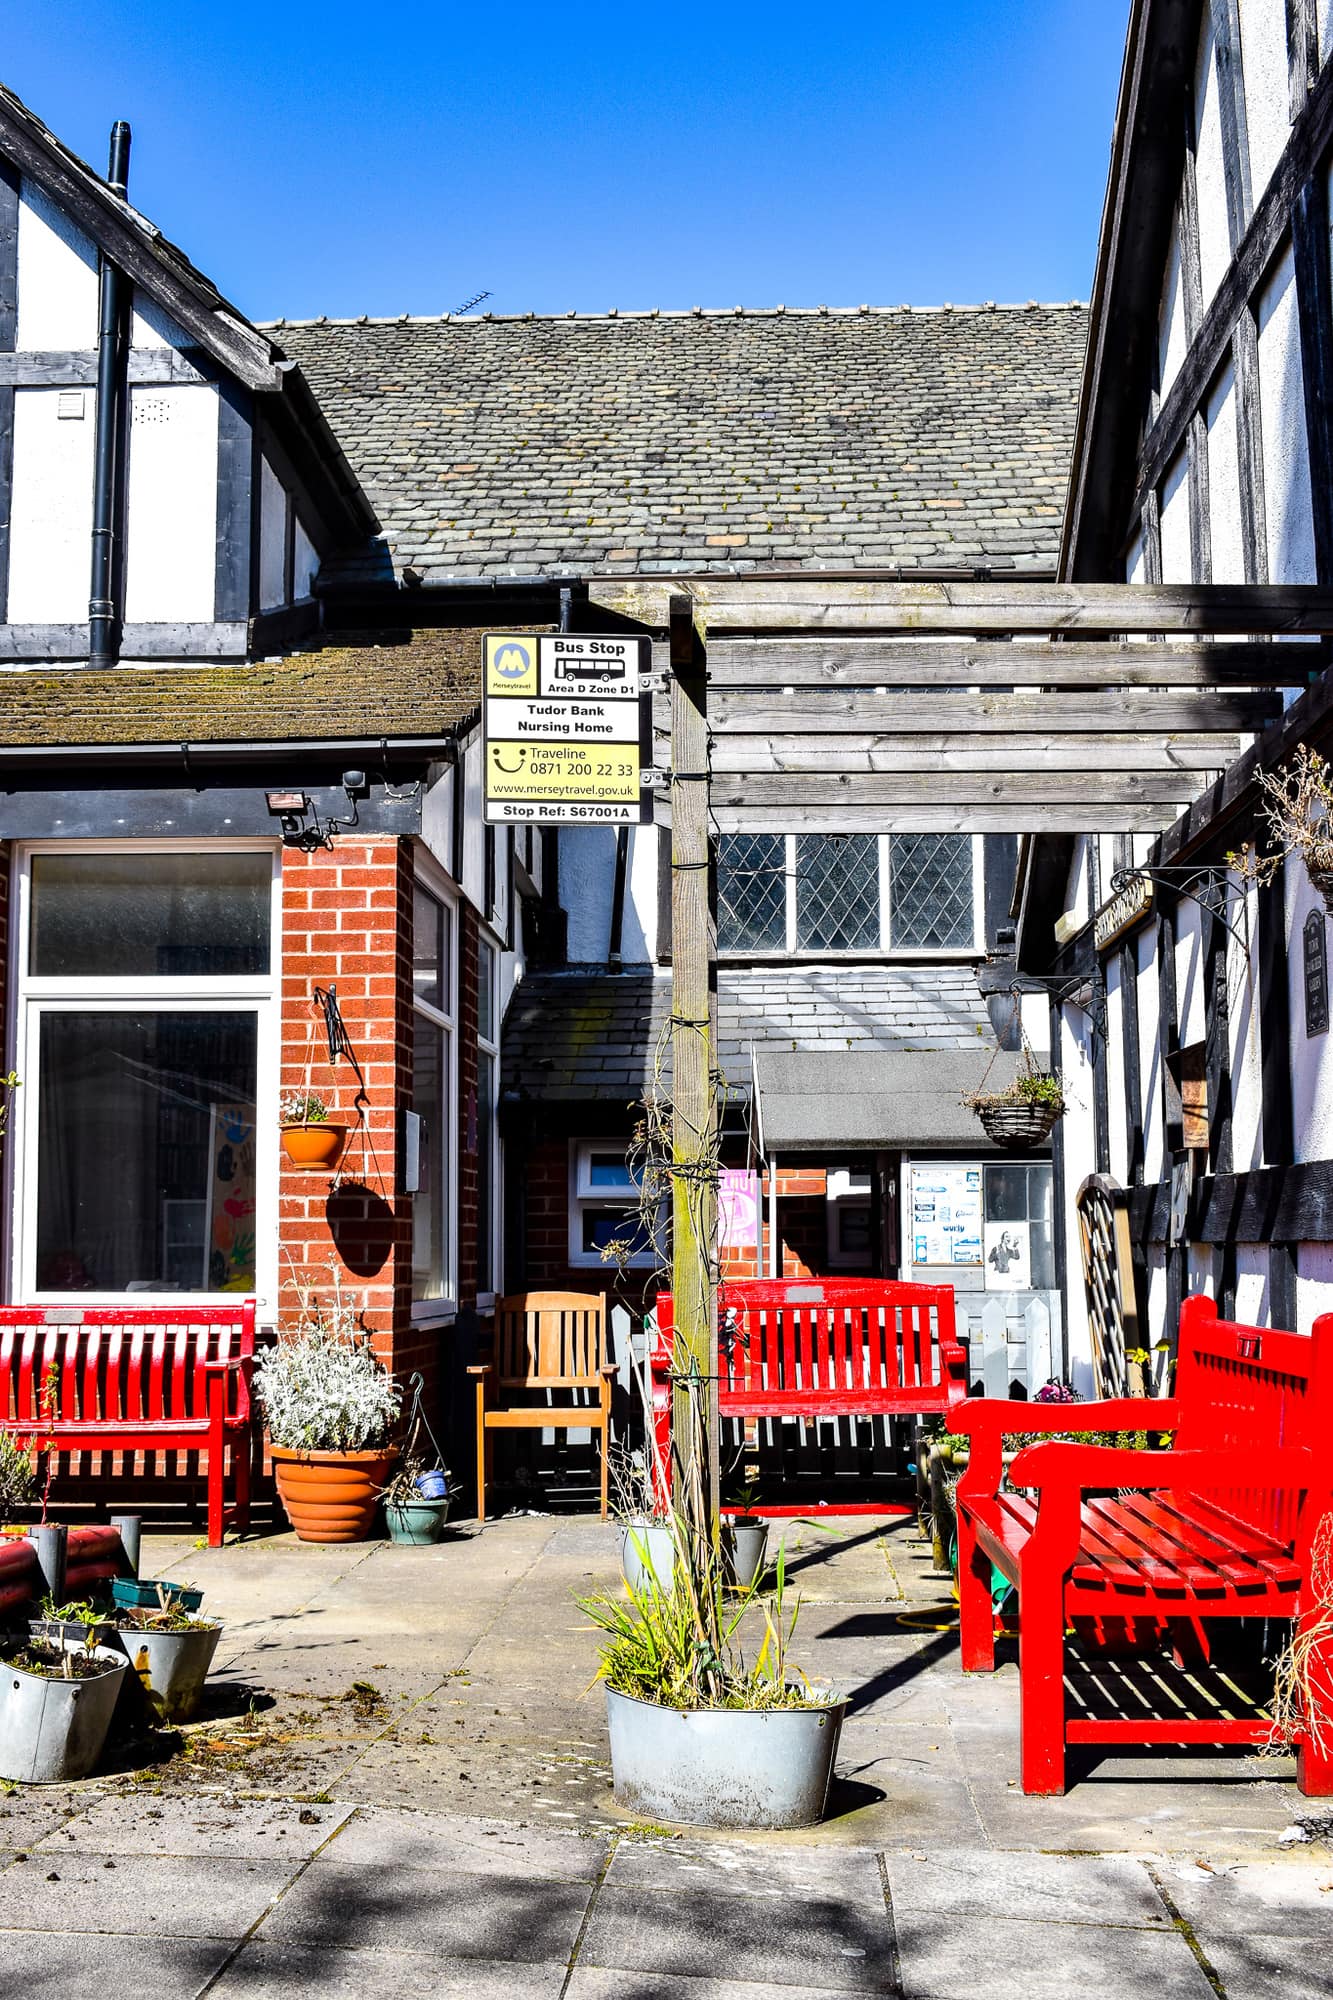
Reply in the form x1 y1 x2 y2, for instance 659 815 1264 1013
1010 1441 1314 1491
947 1395 1179 1439
599 1363 619 1378
466 1364 494 1378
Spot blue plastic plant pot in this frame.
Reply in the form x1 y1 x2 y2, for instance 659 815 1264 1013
414 1469 449 1500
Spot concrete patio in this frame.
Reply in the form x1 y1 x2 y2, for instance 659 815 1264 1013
0 1511 1329 1996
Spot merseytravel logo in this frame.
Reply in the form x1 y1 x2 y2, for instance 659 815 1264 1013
485 634 537 698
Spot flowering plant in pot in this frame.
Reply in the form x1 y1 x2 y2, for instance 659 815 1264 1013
257 1275 400 1543
279 1091 348 1173
580 1514 846 1830
963 1064 1064 1150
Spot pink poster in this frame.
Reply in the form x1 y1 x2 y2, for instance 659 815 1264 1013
719 1169 759 1247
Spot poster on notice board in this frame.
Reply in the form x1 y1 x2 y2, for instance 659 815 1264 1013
909 1165 982 1267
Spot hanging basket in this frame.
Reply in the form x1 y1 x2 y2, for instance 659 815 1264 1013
280 1122 348 1171
968 1095 1061 1150
1306 864 1333 917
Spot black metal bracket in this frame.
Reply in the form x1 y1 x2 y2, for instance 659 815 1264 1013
1109 862 1250 952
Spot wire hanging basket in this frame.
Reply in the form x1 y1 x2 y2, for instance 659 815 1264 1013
962 993 1065 1151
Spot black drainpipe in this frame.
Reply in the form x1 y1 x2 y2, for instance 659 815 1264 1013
89 121 131 671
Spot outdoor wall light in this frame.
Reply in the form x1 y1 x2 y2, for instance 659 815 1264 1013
265 774 368 850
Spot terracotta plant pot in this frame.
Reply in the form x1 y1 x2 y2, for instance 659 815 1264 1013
270 1445 396 1542
280 1122 348 1171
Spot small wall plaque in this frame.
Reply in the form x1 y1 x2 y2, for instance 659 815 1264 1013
1304 909 1328 1038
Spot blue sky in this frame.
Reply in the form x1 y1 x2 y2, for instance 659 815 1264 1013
5 1 1129 322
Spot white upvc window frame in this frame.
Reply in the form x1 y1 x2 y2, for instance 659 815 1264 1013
410 850 460 1322
568 1140 655 1270
7 837 282 1311
475 928 501 1309
718 832 985 960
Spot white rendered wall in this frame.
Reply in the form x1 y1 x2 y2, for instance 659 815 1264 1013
1136 919 1165 1184
5 387 95 621
293 517 318 600
1205 361 1246 581
14 181 97 349
123 386 219 622
1322 0 1333 65
259 457 286 611
1233 1243 1269 1321
419 764 456 878
1103 956 1130 1184
1158 222 1188 398
1287 875 1333 1163
1257 245 1318 582
1175 896 1206 1049
1239 0 1293 202
1159 448 1193 580
1126 531 1146 585
1226 879 1264 1173
130 290 194 351
1058 1001 1097 1381
1194 10 1233 310
562 826 657 963
1296 1242 1333 1335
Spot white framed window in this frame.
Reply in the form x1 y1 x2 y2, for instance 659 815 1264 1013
717 833 983 957
825 1166 874 1271
9 841 281 1306
568 1141 656 1268
475 933 500 1304
411 865 457 1314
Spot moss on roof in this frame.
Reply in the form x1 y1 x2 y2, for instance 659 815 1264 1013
0 626 533 750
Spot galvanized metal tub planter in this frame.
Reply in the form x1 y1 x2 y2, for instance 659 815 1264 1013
0 1642 128 1784
725 1520 770 1591
619 1523 676 1593
605 1687 848 1829
385 1495 452 1545
28 1614 117 1651
114 1619 221 1723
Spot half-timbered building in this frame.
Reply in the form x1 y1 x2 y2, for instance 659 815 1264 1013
1017 0 1333 1384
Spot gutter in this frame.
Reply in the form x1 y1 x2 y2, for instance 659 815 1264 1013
0 730 470 775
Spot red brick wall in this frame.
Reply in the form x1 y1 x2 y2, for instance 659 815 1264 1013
278 838 418 1377
721 1166 828 1280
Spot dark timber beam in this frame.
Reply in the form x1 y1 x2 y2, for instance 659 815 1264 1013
1291 167 1333 585
0 155 16 628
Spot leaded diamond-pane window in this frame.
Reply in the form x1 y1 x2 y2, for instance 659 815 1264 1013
795 835 878 950
889 834 974 947
718 834 785 949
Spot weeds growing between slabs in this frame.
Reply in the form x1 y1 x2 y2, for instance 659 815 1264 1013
580 1515 838 1713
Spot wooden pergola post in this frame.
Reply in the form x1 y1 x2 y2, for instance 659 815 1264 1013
668 592 720 1546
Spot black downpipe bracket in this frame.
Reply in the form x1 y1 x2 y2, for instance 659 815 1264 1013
89 121 131 671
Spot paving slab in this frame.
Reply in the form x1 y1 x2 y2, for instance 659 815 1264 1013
1160 1857 1333 1936
321 1803 611 1877
884 1848 1171 1929
212 1942 568 1997
579 1881 895 1992
604 1835 885 1902
0 1851 296 1940
0 1928 233 1993
257 1856 595 1961
890 1910 1216 2000
0 1795 84 1860
568 1975 882 2000
1201 1932 1333 2000
36 1795 353 1859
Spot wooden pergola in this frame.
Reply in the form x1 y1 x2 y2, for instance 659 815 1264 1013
587 574 1333 1530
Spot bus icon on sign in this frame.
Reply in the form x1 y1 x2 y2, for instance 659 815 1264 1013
551 655 627 684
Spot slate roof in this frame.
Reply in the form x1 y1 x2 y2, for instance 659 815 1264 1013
270 305 1089 585
0 627 511 750
757 1048 1025 1150
501 963 998 1105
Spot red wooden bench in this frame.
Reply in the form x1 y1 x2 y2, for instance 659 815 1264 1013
651 1279 966 1514
0 1302 257 1548
948 1294 1333 1796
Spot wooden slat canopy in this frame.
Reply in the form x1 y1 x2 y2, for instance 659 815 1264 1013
594 576 1333 834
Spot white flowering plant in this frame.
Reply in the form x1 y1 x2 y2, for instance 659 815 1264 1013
257 1275 400 1453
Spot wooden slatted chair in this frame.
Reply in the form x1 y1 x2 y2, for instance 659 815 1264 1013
469 1291 614 1521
